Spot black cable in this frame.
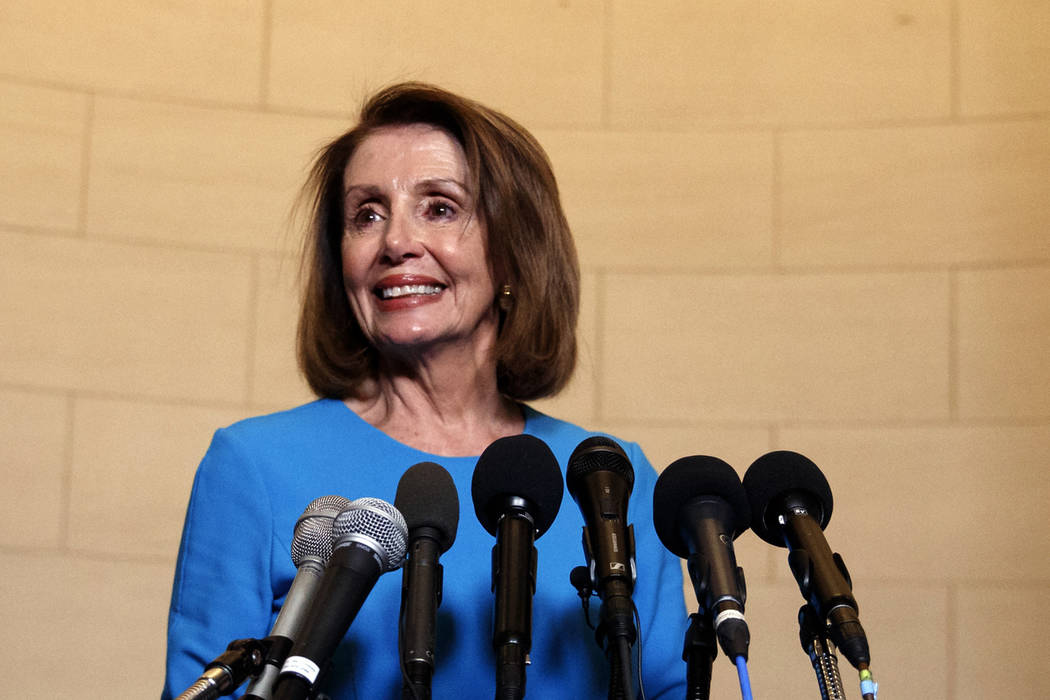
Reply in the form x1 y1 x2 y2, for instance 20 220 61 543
632 601 646 700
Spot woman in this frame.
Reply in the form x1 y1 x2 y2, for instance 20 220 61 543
162 83 687 699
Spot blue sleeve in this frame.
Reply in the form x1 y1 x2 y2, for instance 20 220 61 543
161 429 276 699
623 441 689 698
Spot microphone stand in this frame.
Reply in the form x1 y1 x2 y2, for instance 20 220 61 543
595 586 637 700
175 637 269 700
606 637 633 700
682 613 717 700
569 567 637 700
798 604 846 700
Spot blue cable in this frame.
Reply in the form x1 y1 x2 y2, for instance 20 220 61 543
734 655 754 700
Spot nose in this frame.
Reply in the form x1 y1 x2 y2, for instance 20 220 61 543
379 207 425 264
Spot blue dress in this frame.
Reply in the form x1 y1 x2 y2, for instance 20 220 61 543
162 399 688 699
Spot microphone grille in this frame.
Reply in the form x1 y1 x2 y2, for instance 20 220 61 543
566 436 634 496
334 497 409 571
291 494 351 567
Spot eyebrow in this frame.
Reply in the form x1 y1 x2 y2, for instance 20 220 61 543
343 177 471 199
343 183 381 199
416 177 468 192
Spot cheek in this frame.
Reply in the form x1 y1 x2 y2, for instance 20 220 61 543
340 239 368 290
455 234 493 282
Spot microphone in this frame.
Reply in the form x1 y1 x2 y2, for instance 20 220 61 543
471 434 563 700
395 462 460 700
242 495 350 700
273 497 408 700
175 496 350 700
653 455 751 661
742 450 870 669
567 436 638 699
565 437 637 644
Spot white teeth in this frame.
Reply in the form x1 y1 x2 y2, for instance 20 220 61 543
380 284 443 299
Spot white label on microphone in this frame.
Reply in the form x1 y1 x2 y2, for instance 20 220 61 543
281 655 321 684
713 609 746 629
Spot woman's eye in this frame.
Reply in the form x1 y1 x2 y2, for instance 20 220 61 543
351 207 382 228
426 200 456 219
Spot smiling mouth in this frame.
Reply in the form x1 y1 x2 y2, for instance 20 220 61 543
376 284 445 300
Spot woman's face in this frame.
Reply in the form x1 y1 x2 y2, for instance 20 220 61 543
341 124 498 358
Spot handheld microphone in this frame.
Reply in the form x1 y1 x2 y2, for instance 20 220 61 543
566 437 637 642
273 498 408 700
395 462 459 700
653 455 751 661
471 434 563 700
742 450 870 669
567 436 638 699
242 495 350 700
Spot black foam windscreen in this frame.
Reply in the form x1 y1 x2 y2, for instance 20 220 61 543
742 450 834 546
565 435 634 498
471 434 563 538
653 455 751 559
395 461 460 553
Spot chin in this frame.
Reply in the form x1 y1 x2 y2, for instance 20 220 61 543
372 326 447 350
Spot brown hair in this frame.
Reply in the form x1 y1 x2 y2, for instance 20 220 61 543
297 82 579 401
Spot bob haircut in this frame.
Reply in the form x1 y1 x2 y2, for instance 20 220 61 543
297 82 580 401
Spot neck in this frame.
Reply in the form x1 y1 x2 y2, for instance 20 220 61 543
346 339 524 457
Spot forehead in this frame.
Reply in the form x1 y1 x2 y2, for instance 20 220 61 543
344 124 469 184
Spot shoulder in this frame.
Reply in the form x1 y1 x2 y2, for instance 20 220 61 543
195 399 361 484
218 398 348 442
208 399 364 457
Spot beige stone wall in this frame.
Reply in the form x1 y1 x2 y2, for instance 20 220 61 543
2 2 1048 697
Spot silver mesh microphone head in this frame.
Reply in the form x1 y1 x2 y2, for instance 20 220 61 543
291 495 351 568
333 497 408 571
